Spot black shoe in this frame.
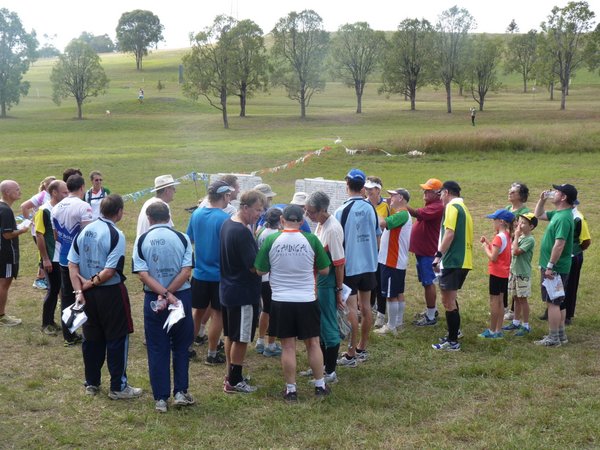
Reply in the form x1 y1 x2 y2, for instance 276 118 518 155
188 348 197 360
315 385 331 398
283 390 298 403
205 353 226 366
539 309 548 321
217 339 225 352
565 317 572 325
194 335 208 346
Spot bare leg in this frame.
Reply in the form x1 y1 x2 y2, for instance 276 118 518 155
281 337 297 384
207 310 223 352
357 290 372 350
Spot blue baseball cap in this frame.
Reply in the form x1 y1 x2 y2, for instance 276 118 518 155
346 168 366 182
486 209 515 222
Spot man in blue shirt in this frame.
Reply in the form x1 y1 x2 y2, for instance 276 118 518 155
133 202 195 413
68 194 142 400
187 180 234 365
334 168 381 367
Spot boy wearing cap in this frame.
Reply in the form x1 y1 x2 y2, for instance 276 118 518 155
255 205 331 401
503 213 537 336
375 188 412 335
479 209 514 339
406 178 444 326
136 175 179 238
431 181 473 351
533 184 576 347
334 168 381 365
187 180 234 365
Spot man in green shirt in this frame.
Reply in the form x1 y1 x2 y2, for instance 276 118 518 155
534 183 576 347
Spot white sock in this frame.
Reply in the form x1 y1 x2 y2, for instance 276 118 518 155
208 349 217 358
267 342 276 350
286 383 297 393
523 322 530 330
512 319 521 326
313 378 325 389
256 337 265 346
198 324 206 337
387 302 398 328
426 308 437 321
395 302 405 328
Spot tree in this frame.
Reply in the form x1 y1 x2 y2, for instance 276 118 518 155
182 15 238 129
229 19 268 117
535 35 560 100
380 19 435 111
506 19 520 34
330 22 386 113
505 29 539 93
271 10 329 118
79 32 115 53
50 39 109 119
540 1 596 110
0 8 38 118
434 5 476 113
116 9 164 70
468 34 503 110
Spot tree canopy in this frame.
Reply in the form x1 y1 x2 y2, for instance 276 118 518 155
50 39 109 119
79 32 115 53
116 9 164 70
0 8 38 118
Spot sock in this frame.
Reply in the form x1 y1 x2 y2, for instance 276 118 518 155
198 324 206 337
229 364 243 386
286 383 297 393
313 378 325 389
512 319 521 326
387 302 398 328
256 337 265 347
208 349 217 358
558 326 566 339
426 308 437 321
267 342 277 350
396 301 405 328
446 310 461 342
550 329 560 341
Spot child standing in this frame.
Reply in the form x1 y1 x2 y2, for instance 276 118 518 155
479 209 515 338
503 213 537 336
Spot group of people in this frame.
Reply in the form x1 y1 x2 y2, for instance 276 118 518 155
0 167 590 411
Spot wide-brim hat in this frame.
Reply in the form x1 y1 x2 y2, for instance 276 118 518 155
151 174 180 192
254 183 277 198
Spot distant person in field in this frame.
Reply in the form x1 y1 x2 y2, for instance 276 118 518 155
138 88 144 103
470 107 476 126
136 175 179 238
84 171 111 220
0 180 30 328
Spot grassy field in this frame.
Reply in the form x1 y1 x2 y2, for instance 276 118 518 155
1 49 600 449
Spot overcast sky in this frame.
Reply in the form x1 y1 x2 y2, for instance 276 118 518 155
4 0 599 50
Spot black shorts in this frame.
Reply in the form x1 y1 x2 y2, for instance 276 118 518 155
439 268 470 291
540 269 569 307
489 274 508 296
269 300 321 340
261 281 272 314
344 271 377 295
82 283 133 341
191 278 221 311
0 262 18 279
222 303 259 343
380 265 406 298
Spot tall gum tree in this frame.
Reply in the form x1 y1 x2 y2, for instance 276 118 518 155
116 9 164 70
330 22 386 113
50 39 109 119
271 10 329 118
0 8 38 118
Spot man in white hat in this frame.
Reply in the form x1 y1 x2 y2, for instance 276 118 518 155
136 175 180 238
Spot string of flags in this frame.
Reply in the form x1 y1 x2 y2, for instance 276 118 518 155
121 142 425 202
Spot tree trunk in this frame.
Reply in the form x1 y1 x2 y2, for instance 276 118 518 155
220 88 229 129
458 84 463 97
355 81 363 114
560 88 567 110
0 102 6 118
549 82 554 101
445 81 452 113
77 100 83 119
523 75 527 93
300 85 306 118
239 85 247 117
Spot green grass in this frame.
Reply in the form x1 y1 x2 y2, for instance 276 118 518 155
1 49 600 449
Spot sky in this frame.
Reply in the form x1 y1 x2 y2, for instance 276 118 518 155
4 0 600 51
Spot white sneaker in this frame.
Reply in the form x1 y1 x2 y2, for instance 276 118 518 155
108 385 143 400
503 309 514 321
173 391 195 406
374 313 386 328
155 399 168 413
374 324 397 336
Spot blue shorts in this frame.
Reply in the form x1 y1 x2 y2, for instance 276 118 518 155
415 255 436 286
379 264 406 298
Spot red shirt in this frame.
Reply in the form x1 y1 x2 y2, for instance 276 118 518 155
488 231 511 278
409 198 444 256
